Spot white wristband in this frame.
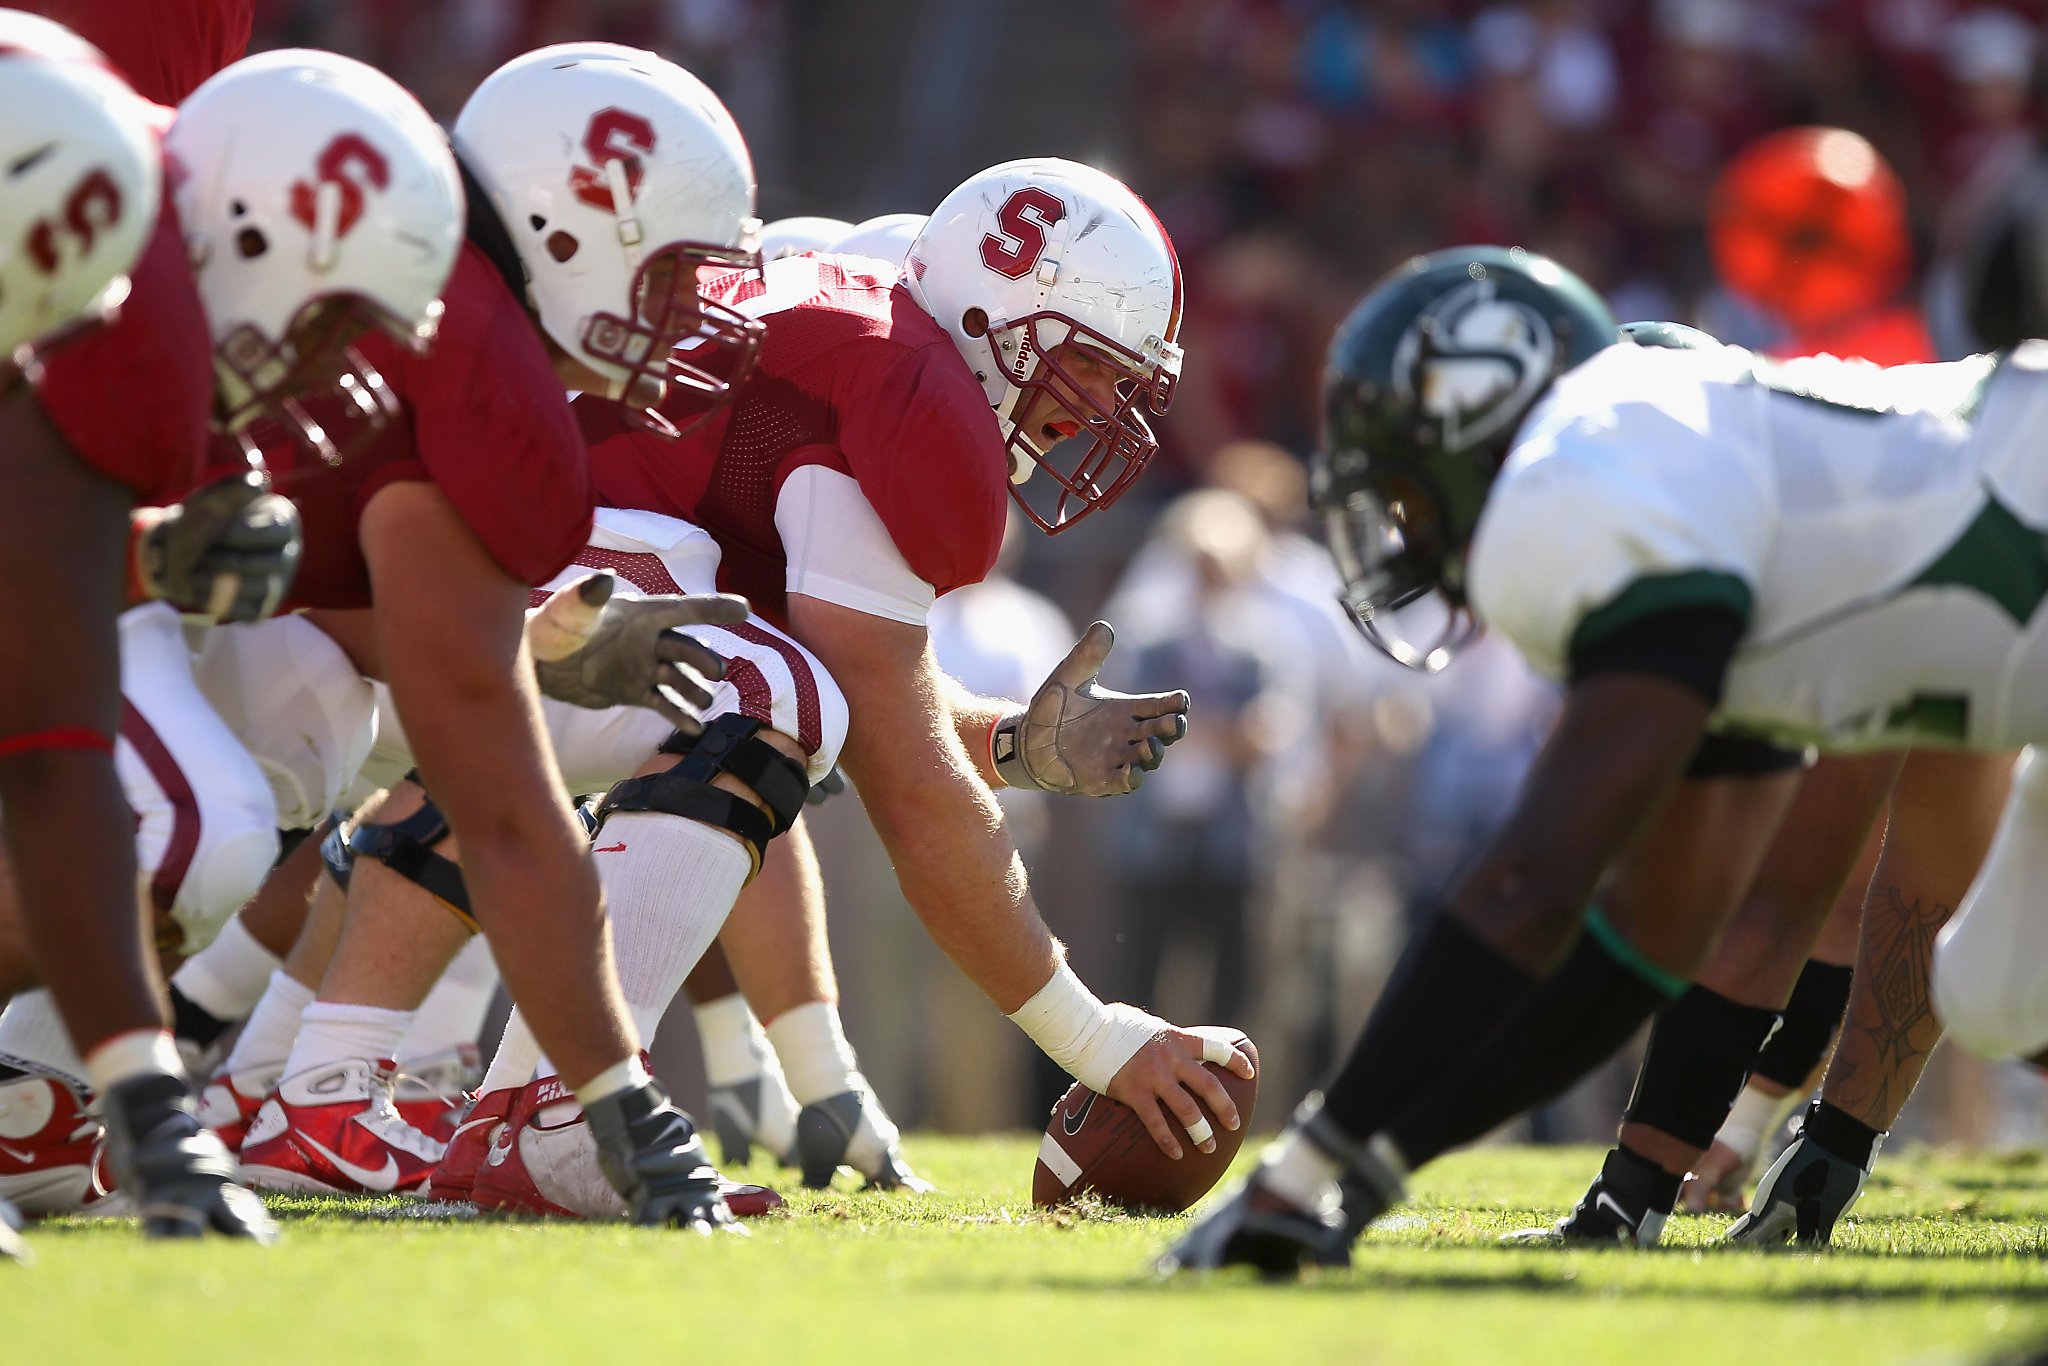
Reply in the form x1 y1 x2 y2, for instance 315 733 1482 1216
1007 960 1164 1094
1716 1081 1799 1163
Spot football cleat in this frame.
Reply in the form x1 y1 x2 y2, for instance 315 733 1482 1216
238 1058 444 1195
392 1046 480 1144
1504 1147 1672 1249
795 1079 931 1192
0 1074 118 1215
1156 1177 1351 1277
0 1195 25 1262
474 1075 781 1220
193 1069 272 1154
1725 1133 1870 1249
99 1071 277 1243
708 1071 799 1169
424 1085 515 1203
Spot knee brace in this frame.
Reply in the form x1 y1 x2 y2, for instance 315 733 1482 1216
593 715 808 878
319 773 476 931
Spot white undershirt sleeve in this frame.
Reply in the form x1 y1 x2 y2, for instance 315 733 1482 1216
775 464 938 625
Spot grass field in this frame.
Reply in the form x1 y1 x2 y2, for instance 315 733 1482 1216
15 1138 2048 1365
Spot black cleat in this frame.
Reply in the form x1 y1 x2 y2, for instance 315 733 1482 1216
1505 1146 1675 1248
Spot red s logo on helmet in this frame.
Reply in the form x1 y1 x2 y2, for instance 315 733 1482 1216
288 134 390 239
569 108 657 212
980 187 1066 280
25 168 124 274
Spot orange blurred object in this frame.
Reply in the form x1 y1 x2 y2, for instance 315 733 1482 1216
1709 127 1910 332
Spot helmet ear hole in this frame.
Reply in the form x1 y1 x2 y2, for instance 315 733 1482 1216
236 227 268 260
529 214 547 231
547 230 580 263
961 306 989 338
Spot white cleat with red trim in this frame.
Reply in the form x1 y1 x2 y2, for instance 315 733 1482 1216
239 1058 444 1195
0 1074 119 1215
194 1068 272 1154
472 1074 783 1220
425 1085 514 1204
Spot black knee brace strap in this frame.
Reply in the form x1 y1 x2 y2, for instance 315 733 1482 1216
319 772 476 931
597 715 809 878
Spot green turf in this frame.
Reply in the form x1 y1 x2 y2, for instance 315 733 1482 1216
15 1140 2048 1365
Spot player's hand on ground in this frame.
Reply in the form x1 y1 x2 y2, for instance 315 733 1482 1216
1680 1138 1752 1214
528 571 749 733
133 470 302 623
100 1072 279 1244
997 621 1189 796
583 1079 744 1234
1105 1027 1255 1160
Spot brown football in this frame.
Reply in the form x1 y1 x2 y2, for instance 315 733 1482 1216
1030 1030 1258 1214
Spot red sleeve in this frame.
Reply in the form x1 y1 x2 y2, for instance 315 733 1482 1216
397 248 594 586
831 340 1008 596
22 0 249 103
34 194 212 502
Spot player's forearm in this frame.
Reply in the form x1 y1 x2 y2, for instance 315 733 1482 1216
940 673 1014 787
844 723 1059 1012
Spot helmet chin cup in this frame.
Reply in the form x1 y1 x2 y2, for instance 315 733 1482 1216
580 243 765 440
217 295 410 473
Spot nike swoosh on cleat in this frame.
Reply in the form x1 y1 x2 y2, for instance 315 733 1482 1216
594 842 628 853
300 1134 402 1192
1594 1191 1637 1231
0 1142 38 1164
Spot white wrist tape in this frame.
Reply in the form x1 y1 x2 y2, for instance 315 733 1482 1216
1007 960 1165 1094
1717 1081 1799 1163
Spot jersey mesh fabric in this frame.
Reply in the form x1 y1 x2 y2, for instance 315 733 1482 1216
582 255 1007 629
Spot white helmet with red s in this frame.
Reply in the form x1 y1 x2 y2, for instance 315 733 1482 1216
903 158 1184 533
167 48 465 459
452 42 763 434
0 12 160 374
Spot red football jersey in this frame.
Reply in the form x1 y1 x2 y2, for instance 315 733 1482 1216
20 0 249 104
578 256 1008 628
273 241 595 610
35 187 214 503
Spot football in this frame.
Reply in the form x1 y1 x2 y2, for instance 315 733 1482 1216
1031 1030 1258 1214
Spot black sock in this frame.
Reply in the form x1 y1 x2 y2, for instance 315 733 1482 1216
1622 985 1783 1150
1319 915 1536 1143
168 983 233 1052
1753 960 1853 1090
1602 1144 1685 1216
1384 926 1678 1167
1802 1099 1882 1169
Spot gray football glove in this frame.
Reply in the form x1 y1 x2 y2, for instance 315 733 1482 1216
582 1079 742 1233
992 621 1189 797
134 471 301 623
100 1072 278 1244
529 571 749 736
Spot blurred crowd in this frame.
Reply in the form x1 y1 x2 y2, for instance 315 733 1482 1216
243 0 2048 1141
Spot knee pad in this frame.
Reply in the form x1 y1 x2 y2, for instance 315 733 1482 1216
321 777 477 932
594 715 808 878
169 824 281 956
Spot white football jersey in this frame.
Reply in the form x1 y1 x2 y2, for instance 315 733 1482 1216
1469 339 2048 750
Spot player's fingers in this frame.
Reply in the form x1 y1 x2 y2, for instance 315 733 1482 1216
647 687 702 736
1133 1093 1185 1161
654 663 716 712
1049 621 1116 689
642 592 749 630
654 629 728 680
1131 735 1167 771
1125 690 1191 722
1160 1078 1217 1154
1175 1056 1239 1133
1199 1034 1257 1080
1118 762 1145 794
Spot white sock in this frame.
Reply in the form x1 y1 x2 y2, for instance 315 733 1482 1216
596 812 750 1043
479 1008 542 1095
0 991 86 1086
84 1030 183 1094
170 915 282 1022
221 970 316 1089
396 935 498 1065
279 1001 412 1081
695 994 775 1088
765 1000 861 1106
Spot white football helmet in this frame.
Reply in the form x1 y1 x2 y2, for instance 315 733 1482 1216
761 215 853 261
831 213 926 268
453 42 763 435
0 17 160 377
168 49 464 461
904 158 1183 533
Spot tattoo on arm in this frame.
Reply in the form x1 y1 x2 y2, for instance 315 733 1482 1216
1822 884 1951 1130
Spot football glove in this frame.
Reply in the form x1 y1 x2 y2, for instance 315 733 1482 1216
528 571 748 735
582 1079 742 1233
991 621 1189 797
99 1071 278 1243
132 471 301 623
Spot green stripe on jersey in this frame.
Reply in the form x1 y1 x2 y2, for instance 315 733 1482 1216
1568 570 1754 663
1907 496 2048 626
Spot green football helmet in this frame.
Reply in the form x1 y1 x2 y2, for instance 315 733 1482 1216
1313 245 1615 671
